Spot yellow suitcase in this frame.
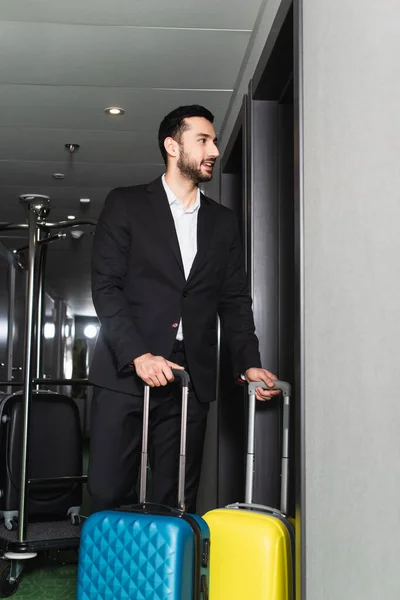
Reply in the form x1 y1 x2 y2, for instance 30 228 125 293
203 380 294 600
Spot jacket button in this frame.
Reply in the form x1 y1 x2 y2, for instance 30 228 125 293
171 322 179 328
183 291 188 298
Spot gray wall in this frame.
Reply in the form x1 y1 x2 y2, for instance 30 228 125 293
301 0 400 598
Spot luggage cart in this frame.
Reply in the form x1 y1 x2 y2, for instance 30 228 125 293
0 194 96 596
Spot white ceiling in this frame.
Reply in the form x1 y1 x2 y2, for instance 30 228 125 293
0 0 263 315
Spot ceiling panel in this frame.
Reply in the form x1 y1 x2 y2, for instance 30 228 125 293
0 23 250 89
0 86 231 131
0 0 261 30
0 128 163 163
0 161 164 188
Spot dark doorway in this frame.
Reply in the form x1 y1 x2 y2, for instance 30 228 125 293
217 97 249 506
217 3 295 512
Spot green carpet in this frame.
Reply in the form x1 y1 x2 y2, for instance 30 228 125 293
12 555 78 599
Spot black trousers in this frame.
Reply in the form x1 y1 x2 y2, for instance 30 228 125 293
88 343 210 514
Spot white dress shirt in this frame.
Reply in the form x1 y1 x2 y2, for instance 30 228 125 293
162 175 200 341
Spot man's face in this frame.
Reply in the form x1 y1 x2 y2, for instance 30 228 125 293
176 117 220 184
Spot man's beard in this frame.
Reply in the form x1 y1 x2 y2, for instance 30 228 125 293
177 148 213 184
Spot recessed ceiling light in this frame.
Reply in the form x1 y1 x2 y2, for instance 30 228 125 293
67 215 76 220
105 107 125 116
80 198 91 204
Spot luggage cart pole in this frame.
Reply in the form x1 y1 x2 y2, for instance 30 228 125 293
34 231 47 388
6 263 16 396
17 195 50 543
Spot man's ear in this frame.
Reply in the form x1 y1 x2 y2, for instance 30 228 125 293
164 137 179 160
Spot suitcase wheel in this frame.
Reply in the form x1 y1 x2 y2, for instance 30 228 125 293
0 561 19 598
4 519 17 533
67 506 81 526
70 514 81 526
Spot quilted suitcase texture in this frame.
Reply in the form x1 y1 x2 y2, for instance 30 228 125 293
203 380 295 600
77 370 210 600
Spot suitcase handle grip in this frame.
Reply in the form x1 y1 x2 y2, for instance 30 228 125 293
226 502 285 519
246 379 291 515
139 370 190 511
248 379 291 396
118 502 183 517
171 368 190 387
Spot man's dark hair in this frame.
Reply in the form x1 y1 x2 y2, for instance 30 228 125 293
158 105 214 165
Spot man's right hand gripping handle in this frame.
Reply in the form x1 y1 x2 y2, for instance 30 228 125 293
133 353 184 387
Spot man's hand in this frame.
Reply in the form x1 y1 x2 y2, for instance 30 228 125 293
245 367 281 401
133 353 184 387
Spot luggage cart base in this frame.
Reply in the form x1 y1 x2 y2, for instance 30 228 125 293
0 519 82 553
0 520 82 597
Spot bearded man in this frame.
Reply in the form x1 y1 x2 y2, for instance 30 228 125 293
88 105 279 513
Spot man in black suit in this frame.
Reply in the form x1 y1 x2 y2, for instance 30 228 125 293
88 105 280 513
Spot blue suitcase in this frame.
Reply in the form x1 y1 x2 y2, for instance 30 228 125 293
76 370 210 600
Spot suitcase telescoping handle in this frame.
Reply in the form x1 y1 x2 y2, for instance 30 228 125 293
246 380 291 515
139 368 190 511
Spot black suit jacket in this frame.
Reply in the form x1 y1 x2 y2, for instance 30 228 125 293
89 177 261 402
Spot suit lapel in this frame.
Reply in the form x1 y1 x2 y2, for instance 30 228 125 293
146 179 215 284
187 193 215 284
146 178 185 276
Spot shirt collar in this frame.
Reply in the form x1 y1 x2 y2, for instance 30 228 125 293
162 174 201 212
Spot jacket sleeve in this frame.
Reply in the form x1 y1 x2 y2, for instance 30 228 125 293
217 213 262 377
91 189 148 372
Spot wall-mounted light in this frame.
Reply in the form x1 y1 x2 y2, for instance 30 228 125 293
0 319 7 342
84 324 98 339
104 107 125 116
44 323 55 339
52 173 65 180
80 198 91 204
67 215 76 220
